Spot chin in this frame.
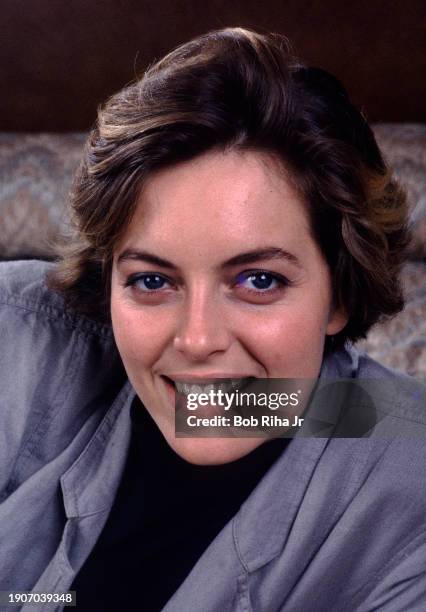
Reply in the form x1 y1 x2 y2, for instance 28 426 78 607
166 435 267 465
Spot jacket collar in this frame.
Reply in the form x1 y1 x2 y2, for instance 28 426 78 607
60 381 135 518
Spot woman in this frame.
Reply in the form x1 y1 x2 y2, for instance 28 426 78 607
0 27 425 611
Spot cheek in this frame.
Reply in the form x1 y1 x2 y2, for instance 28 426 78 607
236 302 329 375
111 298 171 367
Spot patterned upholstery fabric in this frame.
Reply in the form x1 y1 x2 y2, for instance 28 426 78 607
0 133 85 259
0 126 424 376
357 261 425 377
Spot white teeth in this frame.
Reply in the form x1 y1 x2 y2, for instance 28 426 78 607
174 378 252 395
174 382 208 395
175 383 204 395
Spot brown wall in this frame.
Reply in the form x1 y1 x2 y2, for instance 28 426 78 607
1 0 425 130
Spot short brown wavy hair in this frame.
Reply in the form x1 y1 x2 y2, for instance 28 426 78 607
49 27 410 349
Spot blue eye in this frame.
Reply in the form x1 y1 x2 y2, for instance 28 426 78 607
127 274 171 291
236 271 286 291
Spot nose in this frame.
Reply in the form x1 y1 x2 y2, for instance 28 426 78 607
173 287 232 361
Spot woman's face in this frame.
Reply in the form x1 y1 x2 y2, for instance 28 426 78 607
111 150 347 464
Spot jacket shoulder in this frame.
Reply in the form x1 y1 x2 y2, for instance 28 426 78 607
0 259 57 304
353 347 425 427
0 259 112 338
0 260 125 496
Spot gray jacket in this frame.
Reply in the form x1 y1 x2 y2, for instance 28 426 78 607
0 260 425 612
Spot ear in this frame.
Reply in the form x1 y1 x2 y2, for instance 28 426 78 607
326 305 348 336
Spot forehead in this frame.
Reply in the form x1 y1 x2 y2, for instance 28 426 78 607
116 149 313 256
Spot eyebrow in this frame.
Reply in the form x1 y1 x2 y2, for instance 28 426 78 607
117 249 177 269
223 247 302 269
117 247 302 270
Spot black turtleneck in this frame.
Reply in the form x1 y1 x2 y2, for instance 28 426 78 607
71 399 288 611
